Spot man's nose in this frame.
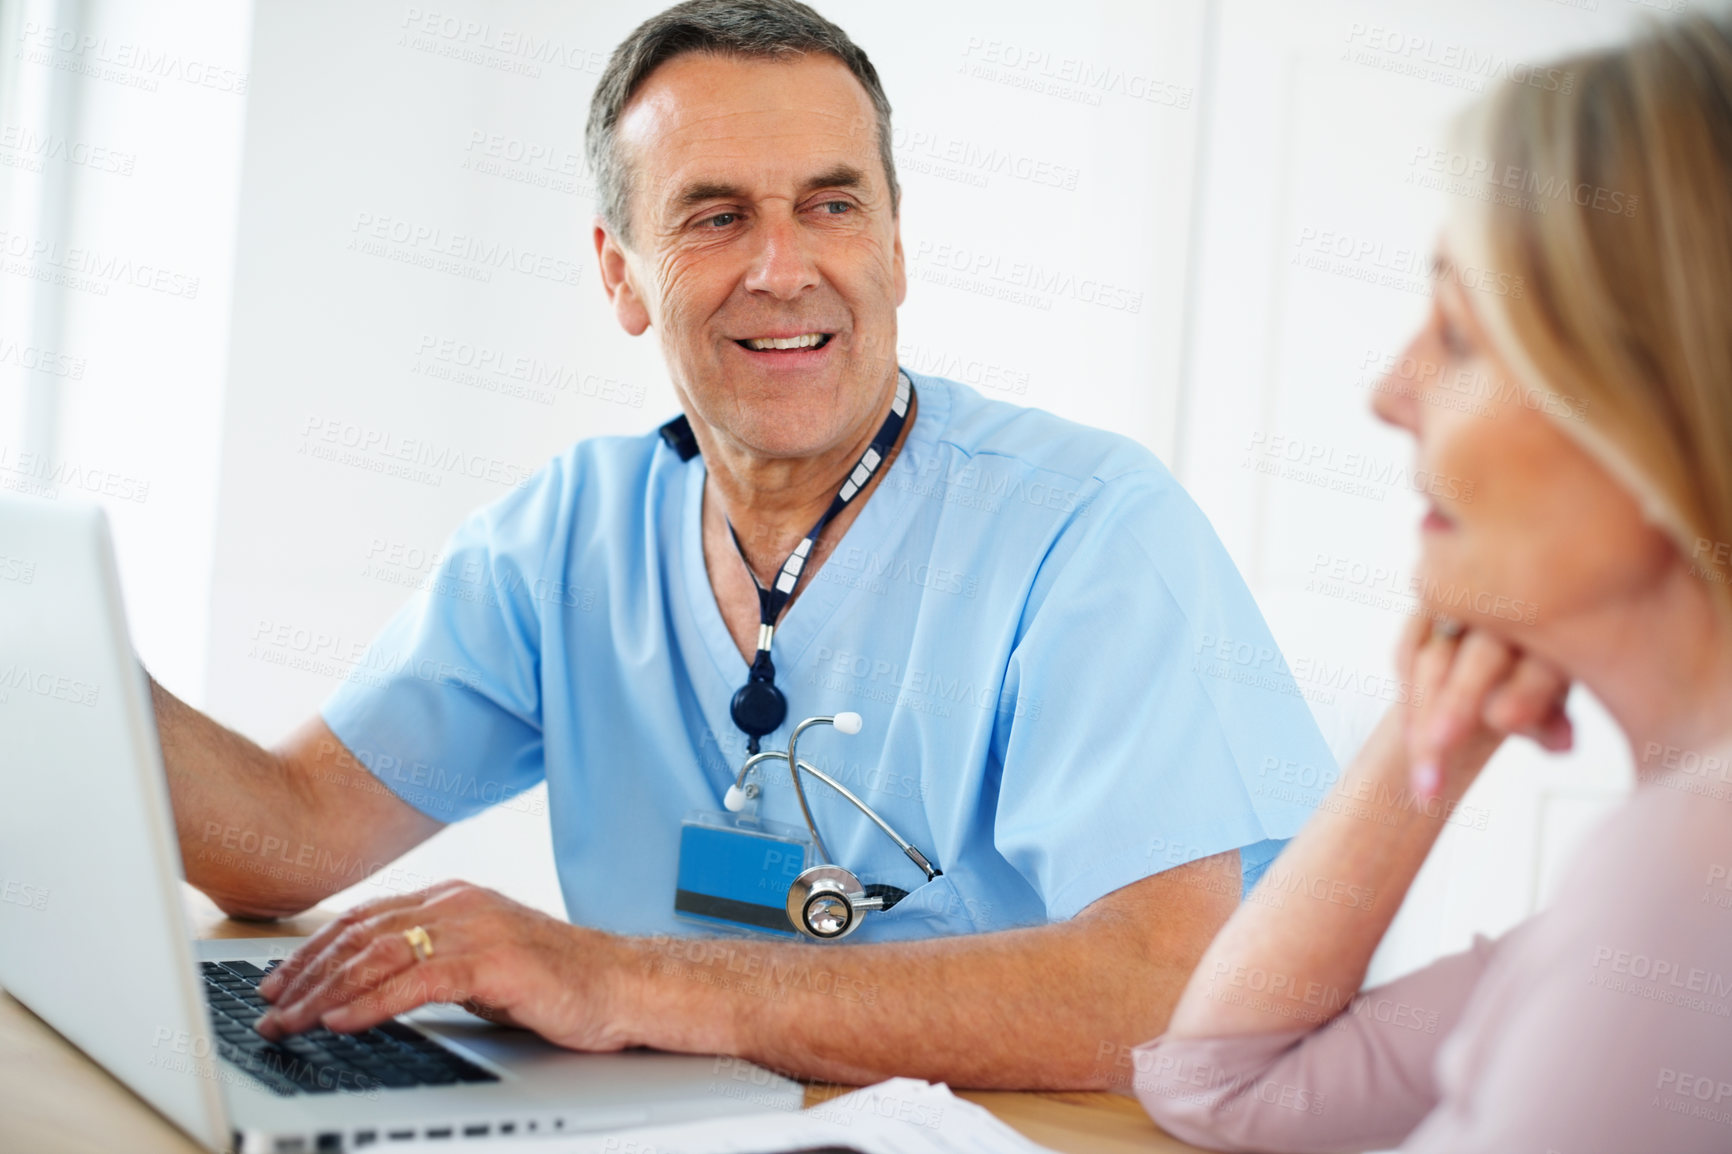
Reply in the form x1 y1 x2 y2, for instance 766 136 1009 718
743 213 820 299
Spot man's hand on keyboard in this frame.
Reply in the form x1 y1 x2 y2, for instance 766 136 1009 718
254 880 636 1051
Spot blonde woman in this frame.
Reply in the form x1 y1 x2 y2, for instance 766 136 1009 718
1137 11 1732 1153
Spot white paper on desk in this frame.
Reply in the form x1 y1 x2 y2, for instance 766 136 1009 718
803 1079 1056 1153
456 1079 1058 1154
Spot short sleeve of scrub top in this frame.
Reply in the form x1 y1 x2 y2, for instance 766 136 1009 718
319 459 565 822
990 468 1321 918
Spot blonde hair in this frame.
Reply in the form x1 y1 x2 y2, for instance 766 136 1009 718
1443 9 1732 597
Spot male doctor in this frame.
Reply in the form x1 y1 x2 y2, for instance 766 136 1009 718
153 0 1336 1088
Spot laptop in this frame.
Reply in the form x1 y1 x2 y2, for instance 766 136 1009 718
0 497 803 1152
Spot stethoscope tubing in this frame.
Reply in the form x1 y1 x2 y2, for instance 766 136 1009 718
732 748 940 882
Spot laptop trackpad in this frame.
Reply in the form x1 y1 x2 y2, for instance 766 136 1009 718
399 1003 796 1125
402 1003 554 1067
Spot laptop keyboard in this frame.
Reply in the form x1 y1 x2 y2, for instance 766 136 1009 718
200 960 500 1096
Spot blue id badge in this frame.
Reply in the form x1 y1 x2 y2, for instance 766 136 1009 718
675 811 813 936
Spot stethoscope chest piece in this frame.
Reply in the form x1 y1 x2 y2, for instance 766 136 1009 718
786 864 881 940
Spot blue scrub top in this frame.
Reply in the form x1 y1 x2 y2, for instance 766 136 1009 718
322 372 1336 942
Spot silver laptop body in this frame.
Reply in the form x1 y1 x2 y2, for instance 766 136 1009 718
0 497 802 1153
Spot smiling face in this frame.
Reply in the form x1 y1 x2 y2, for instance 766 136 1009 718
1370 249 1677 641
594 51 906 462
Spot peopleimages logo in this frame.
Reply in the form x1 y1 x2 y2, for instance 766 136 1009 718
0 228 200 299
298 416 537 490
412 335 645 409
891 126 1081 191
1341 22 1575 95
0 877 50 912
347 212 581 286
16 20 250 94
0 663 100 708
1291 227 1524 299
1242 432 1477 504
1306 552 1539 626
397 7 608 76
957 37 1195 109
909 241 1145 314
1407 146 1638 218
0 123 135 175
0 335 87 379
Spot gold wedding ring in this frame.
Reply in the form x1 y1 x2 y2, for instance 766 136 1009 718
403 924 434 963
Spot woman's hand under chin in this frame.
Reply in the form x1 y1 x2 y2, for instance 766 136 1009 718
1397 614 1576 801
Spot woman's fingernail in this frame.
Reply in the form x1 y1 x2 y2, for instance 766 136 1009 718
1413 761 1441 798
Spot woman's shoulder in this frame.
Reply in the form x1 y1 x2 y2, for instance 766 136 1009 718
1550 769 1732 917
1448 768 1732 1066
1404 771 1732 1150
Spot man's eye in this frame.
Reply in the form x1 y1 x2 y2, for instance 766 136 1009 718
704 213 738 228
819 201 852 214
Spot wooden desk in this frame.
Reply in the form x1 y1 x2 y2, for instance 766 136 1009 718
0 888 1204 1153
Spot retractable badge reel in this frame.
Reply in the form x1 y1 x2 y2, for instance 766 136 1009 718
675 712 942 941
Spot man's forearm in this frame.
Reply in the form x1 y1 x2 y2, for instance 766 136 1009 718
152 677 319 917
611 856 1238 1089
153 679 445 918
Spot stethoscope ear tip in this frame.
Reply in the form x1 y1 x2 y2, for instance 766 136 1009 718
832 711 863 735
722 784 749 813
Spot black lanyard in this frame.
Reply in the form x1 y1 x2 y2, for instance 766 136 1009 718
725 372 912 752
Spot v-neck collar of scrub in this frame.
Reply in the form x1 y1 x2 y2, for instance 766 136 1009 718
678 375 946 740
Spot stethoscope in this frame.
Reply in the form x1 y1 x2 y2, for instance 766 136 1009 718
659 372 941 940
722 712 940 941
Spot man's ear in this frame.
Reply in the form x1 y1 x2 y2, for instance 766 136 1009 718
891 218 908 309
593 218 651 336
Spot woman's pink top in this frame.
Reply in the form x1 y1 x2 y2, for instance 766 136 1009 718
1136 770 1732 1152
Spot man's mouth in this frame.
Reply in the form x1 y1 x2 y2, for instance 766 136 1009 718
736 333 832 351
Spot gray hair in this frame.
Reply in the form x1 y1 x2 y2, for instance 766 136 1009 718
585 0 900 244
